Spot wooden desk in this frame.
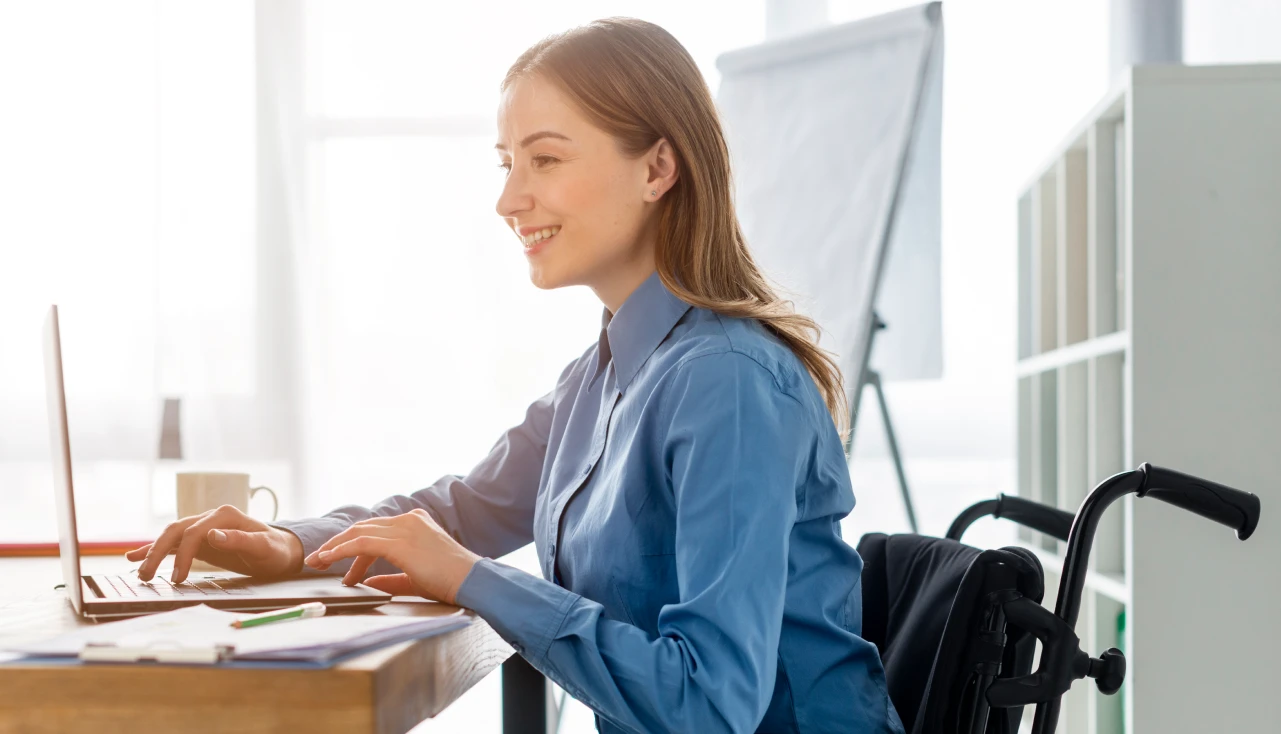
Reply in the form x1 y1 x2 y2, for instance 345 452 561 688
0 557 521 734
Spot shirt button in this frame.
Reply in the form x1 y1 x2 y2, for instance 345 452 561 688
582 463 591 475
512 642 525 655
548 543 556 558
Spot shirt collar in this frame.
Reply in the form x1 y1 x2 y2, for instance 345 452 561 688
598 270 692 392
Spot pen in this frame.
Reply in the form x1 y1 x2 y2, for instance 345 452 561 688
230 601 327 629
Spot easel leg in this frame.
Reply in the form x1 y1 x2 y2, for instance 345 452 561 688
869 370 918 533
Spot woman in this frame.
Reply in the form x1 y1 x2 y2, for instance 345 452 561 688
129 18 903 734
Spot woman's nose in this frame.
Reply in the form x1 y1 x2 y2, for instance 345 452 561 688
495 169 533 219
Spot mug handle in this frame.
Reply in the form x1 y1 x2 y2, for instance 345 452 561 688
249 486 280 521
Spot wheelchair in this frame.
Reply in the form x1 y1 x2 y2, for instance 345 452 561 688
857 462 1261 734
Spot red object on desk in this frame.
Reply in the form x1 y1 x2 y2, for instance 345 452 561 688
0 541 150 557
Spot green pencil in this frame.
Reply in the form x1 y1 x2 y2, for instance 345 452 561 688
231 601 327 629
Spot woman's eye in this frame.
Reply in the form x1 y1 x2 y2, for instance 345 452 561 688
496 156 557 174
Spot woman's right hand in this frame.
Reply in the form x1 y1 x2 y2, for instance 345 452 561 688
125 505 305 584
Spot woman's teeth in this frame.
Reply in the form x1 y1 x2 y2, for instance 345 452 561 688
521 226 560 246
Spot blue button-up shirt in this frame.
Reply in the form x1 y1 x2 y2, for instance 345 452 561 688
276 270 903 734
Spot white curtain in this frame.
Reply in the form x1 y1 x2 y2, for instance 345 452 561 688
0 1 265 540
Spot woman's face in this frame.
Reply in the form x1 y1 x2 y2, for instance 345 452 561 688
495 75 672 310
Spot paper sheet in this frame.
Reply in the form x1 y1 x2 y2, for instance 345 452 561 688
5 603 469 662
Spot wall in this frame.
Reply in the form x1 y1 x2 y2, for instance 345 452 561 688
1184 0 1281 64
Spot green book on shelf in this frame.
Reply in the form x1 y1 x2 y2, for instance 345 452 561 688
1117 607 1127 734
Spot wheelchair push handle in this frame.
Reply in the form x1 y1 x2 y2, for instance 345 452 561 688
945 494 1076 542
1026 463 1261 734
991 494 1075 542
1140 463 1261 541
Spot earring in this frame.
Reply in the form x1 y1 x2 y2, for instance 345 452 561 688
651 190 658 197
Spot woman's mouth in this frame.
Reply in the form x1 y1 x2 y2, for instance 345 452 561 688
521 225 560 254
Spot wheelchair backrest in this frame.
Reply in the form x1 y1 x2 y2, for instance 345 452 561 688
857 533 1043 734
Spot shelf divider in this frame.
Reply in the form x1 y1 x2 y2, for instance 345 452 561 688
1028 546 1130 604
1017 376 1035 545
1113 119 1127 331
1058 149 1089 347
1019 191 1035 359
1033 172 1059 354
1037 370 1059 554
1059 362 1089 522
1016 330 1129 377
1088 353 1126 575
1088 120 1119 338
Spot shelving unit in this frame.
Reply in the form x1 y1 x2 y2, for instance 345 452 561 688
1015 64 1281 734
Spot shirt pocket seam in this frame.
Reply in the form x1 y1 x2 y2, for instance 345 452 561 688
609 574 639 627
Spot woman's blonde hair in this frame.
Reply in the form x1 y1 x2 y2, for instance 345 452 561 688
505 17 850 443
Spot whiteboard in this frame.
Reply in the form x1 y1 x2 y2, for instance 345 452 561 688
716 2 943 416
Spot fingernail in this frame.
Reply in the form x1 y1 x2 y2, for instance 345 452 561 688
210 529 227 543
318 550 332 560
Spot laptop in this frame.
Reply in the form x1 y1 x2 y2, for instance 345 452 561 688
44 305 392 619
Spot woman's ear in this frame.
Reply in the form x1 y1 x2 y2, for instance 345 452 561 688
645 138 680 201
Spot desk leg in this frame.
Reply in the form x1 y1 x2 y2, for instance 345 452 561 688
502 654 550 734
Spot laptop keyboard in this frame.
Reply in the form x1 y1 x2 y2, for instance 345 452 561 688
105 573 254 598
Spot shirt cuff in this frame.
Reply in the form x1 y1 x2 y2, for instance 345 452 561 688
270 518 351 576
455 558 580 664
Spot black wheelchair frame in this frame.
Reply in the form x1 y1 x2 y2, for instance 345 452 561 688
931 462 1261 734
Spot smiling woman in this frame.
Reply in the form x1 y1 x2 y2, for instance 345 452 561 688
130 16 903 734
316 18 899 733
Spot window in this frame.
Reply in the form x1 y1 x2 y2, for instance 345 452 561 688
0 1 260 541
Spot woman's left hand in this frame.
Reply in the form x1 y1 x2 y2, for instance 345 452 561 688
304 509 480 605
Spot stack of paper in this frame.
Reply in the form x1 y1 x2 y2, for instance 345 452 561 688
6 603 469 665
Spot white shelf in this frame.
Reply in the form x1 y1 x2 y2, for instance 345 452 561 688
1015 331 1128 377
1016 63 1281 734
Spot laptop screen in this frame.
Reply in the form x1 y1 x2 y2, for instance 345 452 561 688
43 305 85 615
